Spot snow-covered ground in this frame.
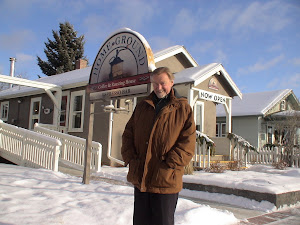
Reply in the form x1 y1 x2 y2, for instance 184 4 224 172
1 163 300 225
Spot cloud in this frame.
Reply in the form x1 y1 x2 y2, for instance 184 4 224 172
232 1 291 33
169 8 199 38
267 73 300 90
290 58 300 66
237 54 285 75
281 73 300 89
148 36 175 53
83 0 157 43
197 1 293 35
214 50 228 64
115 0 156 29
268 44 283 52
199 7 238 31
16 53 35 62
0 30 36 51
83 14 113 43
266 77 280 89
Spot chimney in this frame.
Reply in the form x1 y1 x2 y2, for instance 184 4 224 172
9 57 16 88
75 59 87 69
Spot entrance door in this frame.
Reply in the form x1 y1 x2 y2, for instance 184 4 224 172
29 97 41 130
194 101 204 132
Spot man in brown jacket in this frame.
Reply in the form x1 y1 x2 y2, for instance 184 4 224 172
121 67 196 225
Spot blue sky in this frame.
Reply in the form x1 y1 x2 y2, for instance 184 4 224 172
0 0 299 98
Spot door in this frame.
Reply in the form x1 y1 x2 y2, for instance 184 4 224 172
29 97 41 130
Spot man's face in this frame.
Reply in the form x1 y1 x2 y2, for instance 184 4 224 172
151 72 174 99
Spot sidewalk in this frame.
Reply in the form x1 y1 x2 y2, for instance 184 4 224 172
238 206 300 224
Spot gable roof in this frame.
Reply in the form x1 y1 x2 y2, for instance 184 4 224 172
216 89 298 117
0 46 240 100
154 45 198 67
174 63 242 99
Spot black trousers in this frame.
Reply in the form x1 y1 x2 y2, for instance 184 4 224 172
133 187 178 225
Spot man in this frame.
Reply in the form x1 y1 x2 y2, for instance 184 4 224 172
121 67 196 225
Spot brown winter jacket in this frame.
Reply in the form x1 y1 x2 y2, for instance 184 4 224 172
121 88 196 194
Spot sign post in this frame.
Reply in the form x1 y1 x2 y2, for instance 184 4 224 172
83 99 94 184
82 28 155 184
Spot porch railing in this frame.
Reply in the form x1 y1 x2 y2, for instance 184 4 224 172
193 131 214 169
34 123 102 172
0 120 61 171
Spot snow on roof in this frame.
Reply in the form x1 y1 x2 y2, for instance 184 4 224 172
216 89 292 117
174 63 242 99
174 63 220 84
0 67 91 99
153 45 198 67
0 47 240 100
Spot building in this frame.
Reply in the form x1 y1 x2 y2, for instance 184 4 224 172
216 89 300 149
0 44 242 165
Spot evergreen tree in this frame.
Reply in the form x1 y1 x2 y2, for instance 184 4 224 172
37 22 87 76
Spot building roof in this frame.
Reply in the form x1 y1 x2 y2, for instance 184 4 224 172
154 45 198 67
0 66 91 99
0 46 241 100
216 89 297 117
174 63 242 99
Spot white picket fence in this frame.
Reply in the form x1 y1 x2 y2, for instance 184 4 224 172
233 145 300 168
0 120 61 171
34 123 102 172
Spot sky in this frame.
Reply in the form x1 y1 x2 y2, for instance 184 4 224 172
0 0 300 98
1 163 300 225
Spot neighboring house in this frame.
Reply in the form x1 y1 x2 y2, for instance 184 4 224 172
216 89 300 149
0 45 242 165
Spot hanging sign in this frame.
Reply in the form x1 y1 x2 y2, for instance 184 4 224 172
88 28 155 100
198 89 229 104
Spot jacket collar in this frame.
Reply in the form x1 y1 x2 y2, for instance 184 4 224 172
144 88 182 108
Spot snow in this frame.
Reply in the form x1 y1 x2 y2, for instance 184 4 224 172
1 163 300 225
216 89 292 117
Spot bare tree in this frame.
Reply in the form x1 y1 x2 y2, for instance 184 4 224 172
272 110 300 166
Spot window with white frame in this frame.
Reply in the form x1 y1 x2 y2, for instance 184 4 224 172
29 97 41 129
68 90 85 132
0 101 9 121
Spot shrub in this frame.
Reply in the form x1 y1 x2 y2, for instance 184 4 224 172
272 160 288 170
205 161 226 173
228 160 245 171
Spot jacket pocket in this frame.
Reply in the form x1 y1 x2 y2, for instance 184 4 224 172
151 161 177 188
127 159 140 185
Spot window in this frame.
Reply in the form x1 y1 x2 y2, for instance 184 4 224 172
216 123 226 137
280 100 286 111
267 125 273 144
29 97 41 129
216 123 220 137
194 102 204 132
68 90 85 132
0 101 9 122
60 92 70 127
220 123 226 137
